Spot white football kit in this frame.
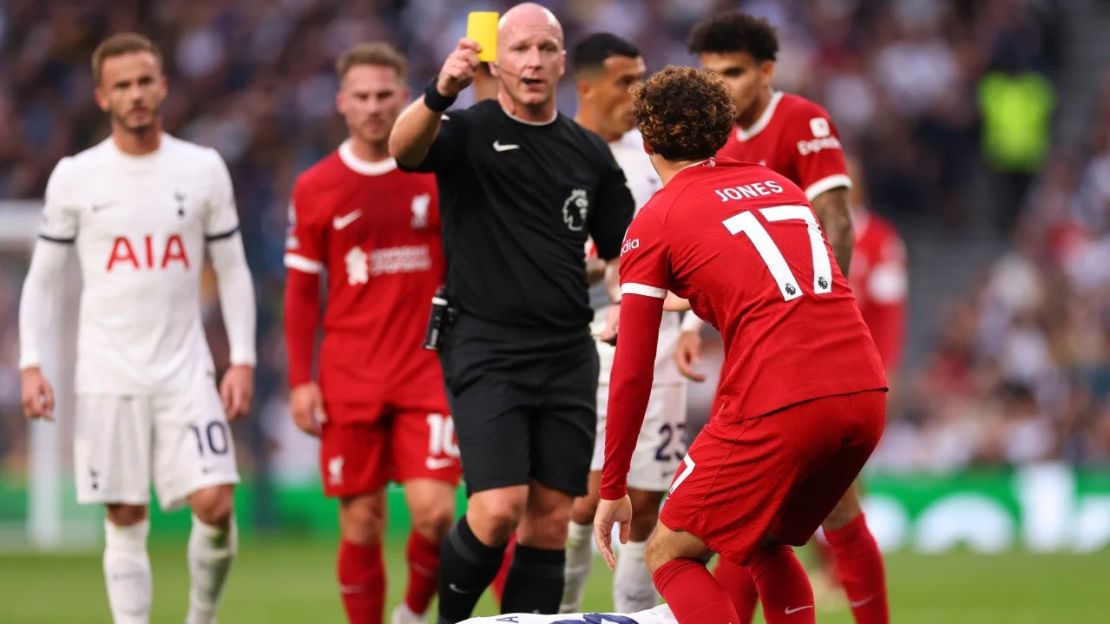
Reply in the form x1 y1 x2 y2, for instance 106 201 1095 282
461 604 676 624
591 130 687 491
19 134 256 510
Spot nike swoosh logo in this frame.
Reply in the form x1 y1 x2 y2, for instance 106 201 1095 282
333 210 362 230
492 141 520 152
784 605 814 615
425 457 455 470
849 596 875 608
91 201 117 213
447 583 473 594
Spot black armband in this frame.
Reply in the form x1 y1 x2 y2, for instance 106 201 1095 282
424 77 457 113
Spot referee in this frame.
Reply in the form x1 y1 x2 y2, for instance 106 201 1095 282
390 3 634 622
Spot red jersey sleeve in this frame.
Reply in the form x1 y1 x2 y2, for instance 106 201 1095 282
862 228 908 372
283 180 325 386
600 207 669 500
786 103 851 202
284 182 326 274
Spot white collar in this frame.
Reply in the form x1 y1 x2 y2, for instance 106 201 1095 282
738 91 784 141
338 140 397 176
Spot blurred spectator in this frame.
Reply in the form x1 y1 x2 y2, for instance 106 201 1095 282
4 0 1101 476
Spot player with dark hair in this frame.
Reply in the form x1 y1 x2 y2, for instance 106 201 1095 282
594 66 887 624
679 12 891 624
284 42 459 624
562 32 687 614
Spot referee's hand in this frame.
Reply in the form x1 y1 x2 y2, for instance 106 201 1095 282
437 38 481 98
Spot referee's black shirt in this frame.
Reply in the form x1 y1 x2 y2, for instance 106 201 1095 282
401 99 635 332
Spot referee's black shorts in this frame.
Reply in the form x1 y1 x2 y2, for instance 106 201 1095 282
439 314 598 497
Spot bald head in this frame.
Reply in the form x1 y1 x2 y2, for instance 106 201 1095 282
492 2 566 120
499 3 563 46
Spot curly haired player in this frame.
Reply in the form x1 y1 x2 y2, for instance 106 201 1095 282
594 67 887 624
674 13 892 624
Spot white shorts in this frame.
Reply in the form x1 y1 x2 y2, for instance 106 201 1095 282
591 382 687 492
73 387 239 511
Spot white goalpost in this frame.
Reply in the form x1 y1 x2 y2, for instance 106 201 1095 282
1 200 99 551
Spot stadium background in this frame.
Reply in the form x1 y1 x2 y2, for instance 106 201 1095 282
1 0 1109 621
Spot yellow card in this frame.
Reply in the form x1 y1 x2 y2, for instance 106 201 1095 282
467 11 499 62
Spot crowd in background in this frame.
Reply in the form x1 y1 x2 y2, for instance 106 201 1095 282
1 0 1106 476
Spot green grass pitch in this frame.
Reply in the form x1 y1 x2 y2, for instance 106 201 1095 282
2 537 1106 622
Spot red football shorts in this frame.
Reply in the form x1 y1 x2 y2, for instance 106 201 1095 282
319 402 462 497
659 389 885 565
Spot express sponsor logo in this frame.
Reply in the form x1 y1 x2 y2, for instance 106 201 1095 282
797 136 842 156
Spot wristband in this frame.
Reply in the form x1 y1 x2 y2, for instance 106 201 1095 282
424 77 457 113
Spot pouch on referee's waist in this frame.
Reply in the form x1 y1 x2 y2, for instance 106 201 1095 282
422 287 457 351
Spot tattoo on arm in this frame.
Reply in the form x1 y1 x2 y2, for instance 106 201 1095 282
811 187 853 276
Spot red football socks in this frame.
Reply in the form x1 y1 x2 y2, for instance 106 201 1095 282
490 533 516 605
338 539 385 624
653 558 741 623
748 545 814 624
404 530 440 615
825 514 889 624
714 558 760 624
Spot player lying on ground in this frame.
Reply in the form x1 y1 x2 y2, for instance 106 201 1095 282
20 33 256 624
461 604 677 623
594 67 887 624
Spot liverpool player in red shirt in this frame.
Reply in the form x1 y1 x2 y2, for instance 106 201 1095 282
594 67 886 624
847 158 908 375
283 44 460 624
672 13 891 624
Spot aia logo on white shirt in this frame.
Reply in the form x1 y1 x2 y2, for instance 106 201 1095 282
106 234 189 271
562 189 589 232
411 193 431 229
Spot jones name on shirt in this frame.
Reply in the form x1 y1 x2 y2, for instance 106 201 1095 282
713 179 785 202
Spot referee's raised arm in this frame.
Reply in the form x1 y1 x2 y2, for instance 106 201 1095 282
389 38 480 167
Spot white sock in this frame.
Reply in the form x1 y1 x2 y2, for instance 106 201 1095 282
185 515 238 624
103 519 152 624
613 540 658 612
560 520 594 613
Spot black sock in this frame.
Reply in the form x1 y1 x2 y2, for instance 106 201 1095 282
500 544 566 615
437 517 506 624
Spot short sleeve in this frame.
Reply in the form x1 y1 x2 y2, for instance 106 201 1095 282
589 149 635 260
397 112 468 174
38 158 79 243
204 151 241 240
283 179 327 275
789 105 851 201
618 207 670 300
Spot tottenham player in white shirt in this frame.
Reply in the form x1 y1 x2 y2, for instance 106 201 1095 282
18 34 256 624
565 33 687 614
